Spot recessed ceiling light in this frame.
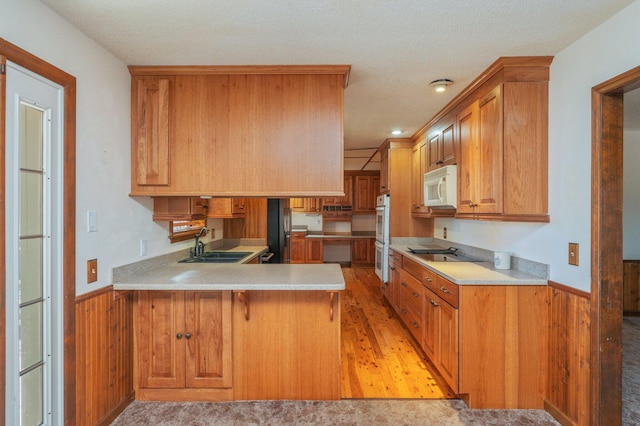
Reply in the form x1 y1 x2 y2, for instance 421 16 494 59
391 129 403 136
430 79 453 92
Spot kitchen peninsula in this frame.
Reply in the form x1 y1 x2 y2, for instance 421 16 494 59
114 257 345 402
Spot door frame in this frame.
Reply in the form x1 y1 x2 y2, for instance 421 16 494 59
591 66 640 425
0 39 76 425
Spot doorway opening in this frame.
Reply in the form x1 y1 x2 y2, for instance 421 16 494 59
591 65 640 425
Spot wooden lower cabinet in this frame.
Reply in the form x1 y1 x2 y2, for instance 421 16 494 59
290 232 307 263
423 287 459 393
384 252 548 409
134 290 233 400
351 238 375 265
306 238 324 263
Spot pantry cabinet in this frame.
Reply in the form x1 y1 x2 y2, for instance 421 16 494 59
129 66 349 197
134 290 233 399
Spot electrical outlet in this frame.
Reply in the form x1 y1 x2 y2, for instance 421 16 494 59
140 239 148 256
443 227 447 239
87 259 98 283
568 243 579 266
210 228 215 239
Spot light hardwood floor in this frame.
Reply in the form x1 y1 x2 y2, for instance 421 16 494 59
340 266 456 399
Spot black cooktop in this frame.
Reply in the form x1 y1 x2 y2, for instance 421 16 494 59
407 246 483 262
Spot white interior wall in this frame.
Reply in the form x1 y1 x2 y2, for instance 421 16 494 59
5 0 640 295
624 129 640 259
1 0 222 296
434 0 640 292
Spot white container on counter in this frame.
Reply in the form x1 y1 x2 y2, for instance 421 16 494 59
494 252 511 270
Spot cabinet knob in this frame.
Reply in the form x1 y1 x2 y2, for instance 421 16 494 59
430 300 439 307
401 282 408 287
412 291 419 298
185 333 192 339
176 333 183 339
412 322 419 328
439 286 450 294
401 308 408 314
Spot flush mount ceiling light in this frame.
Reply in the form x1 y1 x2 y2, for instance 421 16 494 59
391 129 403 136
430 79 453 92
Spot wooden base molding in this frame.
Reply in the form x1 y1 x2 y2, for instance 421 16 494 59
546 281 591 426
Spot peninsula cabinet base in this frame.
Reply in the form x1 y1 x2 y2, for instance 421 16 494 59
133 289 341 402
232 290 341 400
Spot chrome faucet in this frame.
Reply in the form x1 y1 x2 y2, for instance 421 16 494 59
191 227 208 258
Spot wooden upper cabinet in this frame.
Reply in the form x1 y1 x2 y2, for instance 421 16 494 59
152 196 207 221
379 148 389 193
129 66 350 197
323 175 353 206
207 198 246 218
430 56 551 222
426 114 456 172
133 76 173 186
353 173 380 213
411 136 430 216
291 197 322 212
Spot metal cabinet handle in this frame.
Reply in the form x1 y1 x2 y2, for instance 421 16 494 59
440 286 450 294
430 300 439 307
185 333 192 339
401 282 408 287
424 277 432 283
176 333 183 339
412 291 419 298
401 308 408 314
390 266 395 271
412 322 419 328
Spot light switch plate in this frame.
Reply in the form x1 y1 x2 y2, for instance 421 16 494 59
87 211 97 232
87 259 98 283
568 243 579 266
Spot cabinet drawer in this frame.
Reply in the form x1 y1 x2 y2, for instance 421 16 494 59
389 249 403 268
399 302 422 343
398 269 423 314
435 276 458 308
403 256 426 281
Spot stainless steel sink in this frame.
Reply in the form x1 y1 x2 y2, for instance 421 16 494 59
178 251 252 263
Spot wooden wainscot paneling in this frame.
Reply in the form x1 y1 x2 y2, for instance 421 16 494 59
623 260 640 314
545 281 591 426
76 286 134 426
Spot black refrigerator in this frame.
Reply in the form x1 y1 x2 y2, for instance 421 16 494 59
266 199 292 263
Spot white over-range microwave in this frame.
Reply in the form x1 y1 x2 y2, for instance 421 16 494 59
424 165 457 208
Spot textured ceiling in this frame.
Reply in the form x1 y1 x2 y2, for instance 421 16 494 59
42 0 636 167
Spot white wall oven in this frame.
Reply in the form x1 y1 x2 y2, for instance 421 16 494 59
375 194 390 282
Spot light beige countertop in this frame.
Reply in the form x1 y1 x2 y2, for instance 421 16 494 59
390 244 547 286
113 262 346 291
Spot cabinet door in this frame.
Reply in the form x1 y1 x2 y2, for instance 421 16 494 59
441 122 455 166
136 291 186 388
305 198 322 212
427 133 440 171
184 291 232 388
422 288 439 362
476 85 502 214
290 236 306 263
232 198 246 214
134 77 172 186
379 149 389 193
305 239 324 263
354 176 378 213
456 102 478 214
342 175 354 206
438 299 459 392
412 139 430 215
351 239 369 264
